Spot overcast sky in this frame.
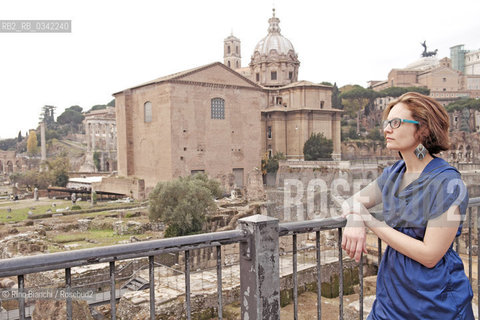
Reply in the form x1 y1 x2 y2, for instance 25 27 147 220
1 0 479 139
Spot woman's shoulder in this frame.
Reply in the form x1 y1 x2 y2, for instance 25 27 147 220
425 157 461 179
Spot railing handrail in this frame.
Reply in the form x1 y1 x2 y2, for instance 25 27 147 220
468 197 480 207
279 217 346 235
2 197 479 278
0 229 246 277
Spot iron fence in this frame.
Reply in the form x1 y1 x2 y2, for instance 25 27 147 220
0 197 479 319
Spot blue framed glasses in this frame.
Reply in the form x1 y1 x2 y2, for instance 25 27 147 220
383 118 419 129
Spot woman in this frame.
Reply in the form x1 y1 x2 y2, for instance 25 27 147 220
341 92 474 319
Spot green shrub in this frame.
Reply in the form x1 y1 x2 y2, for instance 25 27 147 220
303 133 333 160
149 173 222 237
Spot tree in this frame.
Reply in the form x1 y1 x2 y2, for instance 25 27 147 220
45 129 60 142
261 152 286 175
89 105 107 112
27 130 39 156
17 131 22 142
367 128 384 141
339 86 378 134
460 108 471 133
67 105 83 113
15 170 52 189
46 156 70 187
303 133 333 160
93 151 101 171
107 99 115 107
342 127 359 141
149 173 223 237
57 108 85 131
331 82 342 109
446 98 480 112
0 138 17 151
40 105 56 125
379 86 430 98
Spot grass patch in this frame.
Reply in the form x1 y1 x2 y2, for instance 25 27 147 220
0 200 144 223
50 234 86 243
46 229 157 253
0 200 73 223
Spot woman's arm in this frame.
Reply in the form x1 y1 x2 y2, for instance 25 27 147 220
355 203 461 268
341 180 383 262
341 179 383 215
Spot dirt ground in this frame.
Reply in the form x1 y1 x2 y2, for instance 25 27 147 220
219 291 368 320
280 292 366 320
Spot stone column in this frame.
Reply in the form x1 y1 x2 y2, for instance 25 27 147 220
238 215 280 320
332 112 342 160
91 122 96 152
106 123 111 151
40 122 47 162
86 122 91 152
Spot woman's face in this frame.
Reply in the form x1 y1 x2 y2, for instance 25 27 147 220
383 102 421 152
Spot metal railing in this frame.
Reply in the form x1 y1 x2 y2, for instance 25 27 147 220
0 197 479 320
0 230 246 320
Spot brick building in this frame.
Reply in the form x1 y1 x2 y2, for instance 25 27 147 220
113 10 342 192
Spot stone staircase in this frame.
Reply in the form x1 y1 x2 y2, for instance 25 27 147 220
121 277 149 291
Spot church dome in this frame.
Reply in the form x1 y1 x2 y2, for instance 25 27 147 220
253 9 296 56
249 9 300 87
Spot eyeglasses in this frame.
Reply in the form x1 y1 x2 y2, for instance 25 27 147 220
383 118 419 129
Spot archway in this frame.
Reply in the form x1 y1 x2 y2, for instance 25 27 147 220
6 161 13 174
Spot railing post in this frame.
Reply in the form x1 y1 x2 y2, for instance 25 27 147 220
239 215 280 320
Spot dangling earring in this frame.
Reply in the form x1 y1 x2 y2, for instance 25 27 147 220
414 144 427 160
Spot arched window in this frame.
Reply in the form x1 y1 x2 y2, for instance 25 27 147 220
211 98 225 119
144 101 152 123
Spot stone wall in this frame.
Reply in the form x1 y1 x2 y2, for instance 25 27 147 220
92 176 145 200
267 160 391 222
115 257 363 320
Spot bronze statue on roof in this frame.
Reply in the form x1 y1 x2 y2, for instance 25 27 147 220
421 40 438 57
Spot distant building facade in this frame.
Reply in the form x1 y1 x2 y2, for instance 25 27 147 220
80 107 117 172
114 10 342 191
370 57 469 106
370 44 480 105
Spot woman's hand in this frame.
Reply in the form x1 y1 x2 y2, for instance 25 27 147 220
341 214 368 263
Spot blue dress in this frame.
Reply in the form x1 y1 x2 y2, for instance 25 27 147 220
367 157 474 320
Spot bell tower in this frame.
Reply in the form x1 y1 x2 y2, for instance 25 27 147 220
224 33 241 69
